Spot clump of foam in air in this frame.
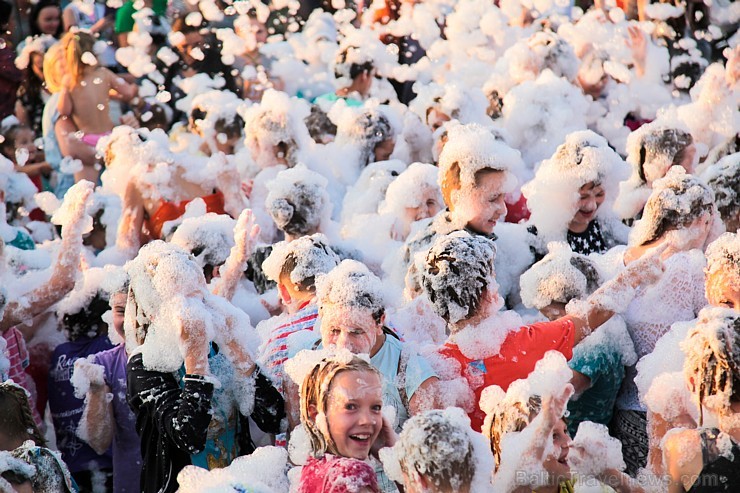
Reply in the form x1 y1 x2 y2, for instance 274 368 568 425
502 70 591 167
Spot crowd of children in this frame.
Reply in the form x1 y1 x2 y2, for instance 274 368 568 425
0 0 739 491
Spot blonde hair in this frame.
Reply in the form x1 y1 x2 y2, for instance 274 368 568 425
60 30 96 88
43 43 64 94
487 394 542 469
299 355 381 458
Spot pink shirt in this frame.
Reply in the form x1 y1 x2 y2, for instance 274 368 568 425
299 455 380 493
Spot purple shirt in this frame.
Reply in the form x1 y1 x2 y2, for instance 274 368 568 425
48 335 114 473
94 344 142 493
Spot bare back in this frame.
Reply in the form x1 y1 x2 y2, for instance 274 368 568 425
68 67 116 134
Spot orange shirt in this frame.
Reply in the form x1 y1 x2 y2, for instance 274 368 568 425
146 190 226 239
438 318 576 432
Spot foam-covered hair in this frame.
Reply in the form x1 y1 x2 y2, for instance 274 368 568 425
262 233 340 290
421 231 496 325
629 166 714 246
681 307 740 424
170 213 236 269
265 165 330 237
315 260 386 321
704 232 739 304
520 242 602 310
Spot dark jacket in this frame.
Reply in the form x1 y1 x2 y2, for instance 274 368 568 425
127 352 285 493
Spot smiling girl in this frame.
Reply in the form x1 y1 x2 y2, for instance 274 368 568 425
298 354 391 493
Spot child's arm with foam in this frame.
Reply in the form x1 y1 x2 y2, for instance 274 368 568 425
1 181 93 331
212 210 259 300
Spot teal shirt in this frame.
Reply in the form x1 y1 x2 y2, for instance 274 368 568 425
178 346 239 470
312 92 364 107
8 229 35 251
567 345 625 436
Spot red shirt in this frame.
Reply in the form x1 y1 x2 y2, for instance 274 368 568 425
299 455 380 493
438 318 576 432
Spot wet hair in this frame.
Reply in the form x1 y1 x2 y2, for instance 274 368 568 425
61 292 111 341
636 170 714 246
334 46 374 80
60 30 96 88
0 382 46 447
268 183 325 237
488 394 542 468
636 128 693 184
421 233 496 326
704 157 739 227
304 105 337 143
215 114 245 141
397 410 476 491
352 111 394 167
670 57 704 94
30 0 62 38
278 240 339 293
300 355 381 458
683 310 740 425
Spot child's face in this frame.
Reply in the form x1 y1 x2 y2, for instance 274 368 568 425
110 292 127 341
404 187 443 224
452 170 507 235
706 269 740 311
325 370 383 460
13 128 37 163
568 181 605 232
320 305 383 355
542 419 571 484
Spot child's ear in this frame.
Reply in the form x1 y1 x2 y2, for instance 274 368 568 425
308 403 318 421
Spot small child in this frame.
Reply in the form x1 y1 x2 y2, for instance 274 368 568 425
297 353 391 493
0 123 52 222
74 272 143 493
57 30 136 182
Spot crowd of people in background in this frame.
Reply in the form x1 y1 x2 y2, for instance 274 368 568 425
0 0 738 491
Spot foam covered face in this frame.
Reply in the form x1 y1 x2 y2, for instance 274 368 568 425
706 270 740 311
668 211 712 251
325 370 383 460
320 304 382 355
569 182 605 232
453 170 507 235
542 419 572 484
404 186 443 223
374 138 395 163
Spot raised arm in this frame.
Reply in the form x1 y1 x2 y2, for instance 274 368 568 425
211 210 259 300
1 181 93 331
566 244 666 344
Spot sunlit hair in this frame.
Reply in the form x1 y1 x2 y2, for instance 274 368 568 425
487 394 542 469
682 309 740 426
397 410 475 492
60 30 96 88
42 42 64 94
299 355 381 458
